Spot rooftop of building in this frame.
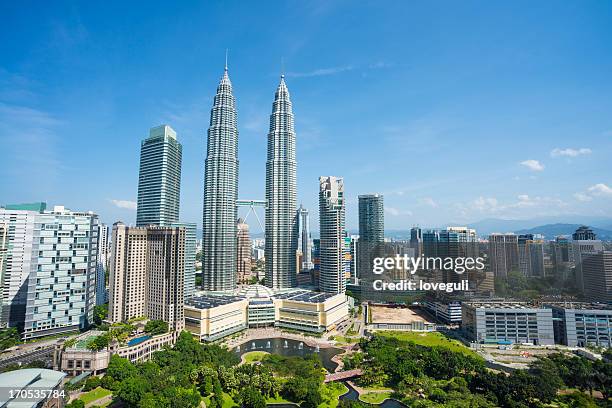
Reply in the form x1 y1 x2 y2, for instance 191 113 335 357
546 302 612 311
186 295 246 309
67 330 106 350
274 290 339 303
464 301 546 310
0 368 65 407
188 284 343 309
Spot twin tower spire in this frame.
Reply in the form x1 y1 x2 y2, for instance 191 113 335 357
202 60 297 292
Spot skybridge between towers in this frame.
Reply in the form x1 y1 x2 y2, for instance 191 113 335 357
236 199 266 232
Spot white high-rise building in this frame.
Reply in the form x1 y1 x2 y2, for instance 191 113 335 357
319 176 346 294
0 203 42 329
265 75 298 289
23 206 99 340
202 64 239 292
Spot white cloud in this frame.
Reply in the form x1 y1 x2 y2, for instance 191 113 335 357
574 183 612 202
472 197 499 211
419 197 438 208
384 206 412 216
550 147 591 158
587 183 612 196
520 159 544 171
573 192 592 202
109 199 137 210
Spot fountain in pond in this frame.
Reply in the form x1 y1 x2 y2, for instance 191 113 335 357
298 342 303 349
236 345 240 352
315 345 320 352
284 340 288 348
251 342 256 350
266 341 271 349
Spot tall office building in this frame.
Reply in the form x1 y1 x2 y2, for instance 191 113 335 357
146 226 185 331
108 223 148 323
236 219 252 284
136 125 182 227
172 222 197 299
357 194 384 280
571 226 603 292
96 223 109 305
518 234 545 277
551 236 572 280
573 226 597 241
109 223 185 330
582 251 612 303
23 206 99 340
202 65 239 292
348 235 359 282
410 227 423 256
0 223 7 327
296 205 313 272
488 233 519 279
0 203 44 329
265 75 298 289
319 176 346 294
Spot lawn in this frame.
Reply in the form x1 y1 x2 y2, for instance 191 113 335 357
203 392 236 408
333 336 358 344
241 350 270 364
377 331 481 359
266 394 292 404
319 382 349 408
79 387 112 405
360 391 392 404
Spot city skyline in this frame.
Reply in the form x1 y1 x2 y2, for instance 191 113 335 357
1 2 612 232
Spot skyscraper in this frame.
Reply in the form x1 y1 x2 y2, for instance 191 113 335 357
172 222 197 299
96 223 109 305
146 226 185 331
0 203 43 329
0 223 7 327
136 125 182 227
109 223 148 323
265 75 298 289
319 176 346 294
296 205 313 271
357 194 384 280
571 226 603 292
23 206 99 340
518 234 545 277
582 251 612 303
488 233 519 279
202 65 239 292
236 218 252 284
108 223 185 331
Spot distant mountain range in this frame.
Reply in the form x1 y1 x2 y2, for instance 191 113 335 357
465 216 612 236
198 216 612 241
514 224 612 240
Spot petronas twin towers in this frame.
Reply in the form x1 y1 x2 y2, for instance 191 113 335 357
202 64 297 292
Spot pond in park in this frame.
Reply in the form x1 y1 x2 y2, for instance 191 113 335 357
235 337 343 372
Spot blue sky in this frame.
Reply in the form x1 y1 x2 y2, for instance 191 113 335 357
1 1 611 233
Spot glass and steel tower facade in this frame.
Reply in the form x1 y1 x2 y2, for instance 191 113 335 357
357 194 384 280
319 176 346 294
265 75 298 289
136 125 182 227
202 66 239 291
